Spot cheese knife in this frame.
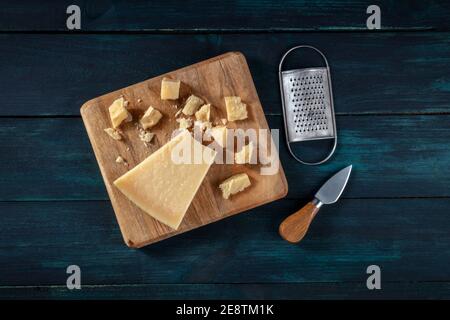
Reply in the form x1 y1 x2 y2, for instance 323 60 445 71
279 165 352 243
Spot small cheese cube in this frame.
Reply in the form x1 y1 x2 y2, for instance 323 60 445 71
109 97 131 128
140 106 163 130
225 96 248 121
210 125 228 147
235 142 255 164
182 95 204 116
219 173 251 199
177 117 193 129
195 104 211 122
161 78 181 100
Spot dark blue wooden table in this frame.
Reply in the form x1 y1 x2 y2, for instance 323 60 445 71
1 1 449 299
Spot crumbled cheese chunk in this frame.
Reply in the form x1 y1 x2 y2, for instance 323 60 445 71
140 106 163 130
219 173 251 199
103 128 122 140
109 97 132 128
225 96 248 121
115 155 128 166
182 95 204 116
177 117 193 129
221 118 228 125
235 142 255 164
161 78 181 100
195 104 211 122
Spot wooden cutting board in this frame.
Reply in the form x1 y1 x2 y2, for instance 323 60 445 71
80 52 288 248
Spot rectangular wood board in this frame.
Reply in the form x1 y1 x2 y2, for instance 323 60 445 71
80 52 288 248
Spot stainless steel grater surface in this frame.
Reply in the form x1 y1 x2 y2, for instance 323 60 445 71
279 45 337 165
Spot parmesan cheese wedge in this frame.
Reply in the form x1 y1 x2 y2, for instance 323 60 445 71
114 131 216 230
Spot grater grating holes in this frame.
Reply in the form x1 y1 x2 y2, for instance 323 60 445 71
290 74 328 134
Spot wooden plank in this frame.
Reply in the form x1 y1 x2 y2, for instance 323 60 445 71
1 282 449 299
1 32 450 116
0 199 449 287
81 52 287 247
0 0 449 31
0 115 449 201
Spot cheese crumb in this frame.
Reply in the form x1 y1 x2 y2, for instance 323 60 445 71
109 97 132 128
194 120 212 131
219 173 251 199
182 95 204 116
177 117 193 129
115 156 128 166
221 118 228 125
103 128 122 141
195 104 211 122
139 130 155 143
161 78 181 100
140 106 163 130
225 96 248 121
235 142 255 164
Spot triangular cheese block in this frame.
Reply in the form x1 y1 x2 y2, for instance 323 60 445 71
114 131 216 229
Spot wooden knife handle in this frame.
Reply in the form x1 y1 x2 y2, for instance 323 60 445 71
279 201 320 243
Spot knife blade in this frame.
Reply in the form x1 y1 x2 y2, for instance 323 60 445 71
279 165 353 243
314 165 352 206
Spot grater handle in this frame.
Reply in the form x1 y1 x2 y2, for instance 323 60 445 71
279 45 330 73
279 45 337 165
285 136 337 165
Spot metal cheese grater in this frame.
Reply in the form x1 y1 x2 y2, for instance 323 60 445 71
279 45 337 165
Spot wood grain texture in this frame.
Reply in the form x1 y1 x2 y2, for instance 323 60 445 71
0 199 448 288
1 1 449 299
1 0 449 31
1 282 450 299
80 52 287 247
1 115 449 201
279 201 320 243
1 32 450 116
